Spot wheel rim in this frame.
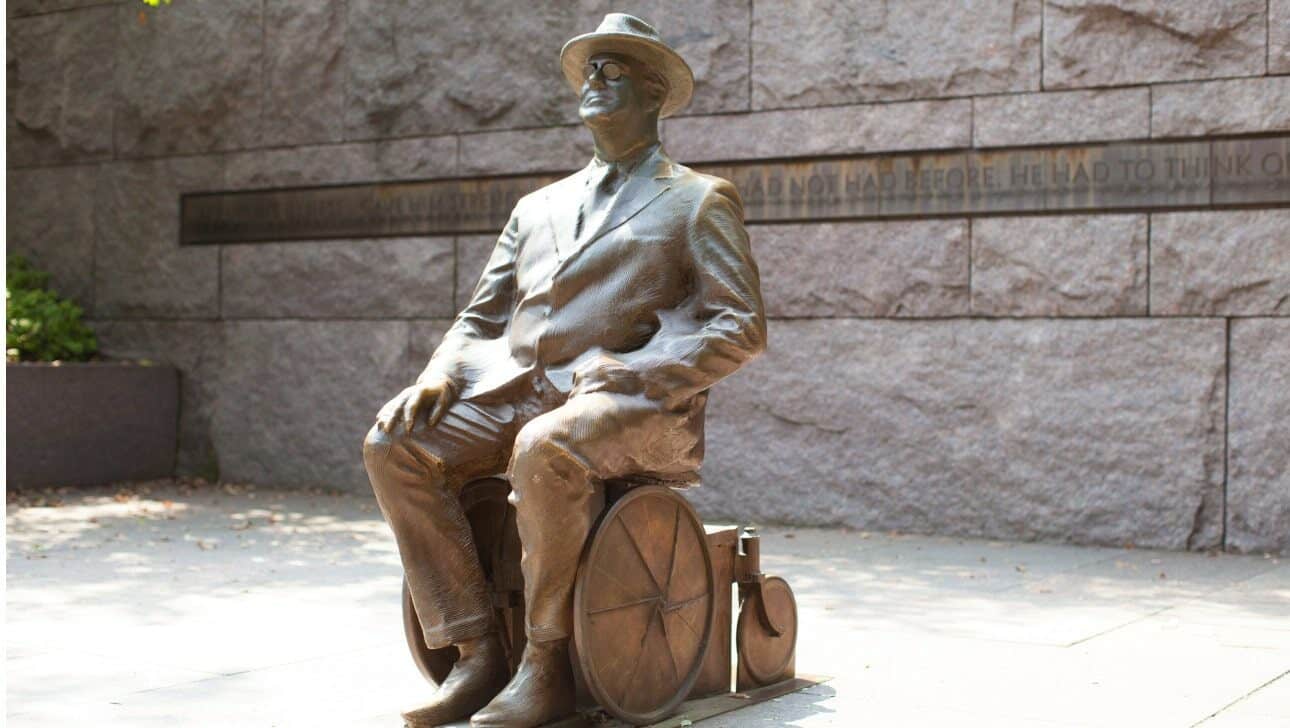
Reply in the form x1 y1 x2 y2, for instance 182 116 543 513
737 576 798 686
574 486 714 724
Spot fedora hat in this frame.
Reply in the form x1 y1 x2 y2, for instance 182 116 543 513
560 13 694 119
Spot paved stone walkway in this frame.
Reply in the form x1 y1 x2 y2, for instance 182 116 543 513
7 480 1288 727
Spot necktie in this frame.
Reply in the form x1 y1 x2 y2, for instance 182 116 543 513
576 162 620 240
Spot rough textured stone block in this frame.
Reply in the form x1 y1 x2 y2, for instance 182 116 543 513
1151 210 1290 315
115 0 263 157
94 157 221 318
974 89 1149 147
751 0 1040 109
8 0 118 16
222 137 458 189
972 215 1148 316
459 126 591 176
755 221 969 317
7 6 115 166
1273 0 1290 74
6 165 97 311
221 238 455 319
664 100 971 164
263 0 345 146
1228 319 1290 554
345 0 749 139
92 320 224 478
214 321 414 491
695 319 1226 550
455 235 499 312
1043 0 1265 88
1151 77 1290 137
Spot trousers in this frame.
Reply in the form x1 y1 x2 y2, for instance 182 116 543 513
362 372 705 649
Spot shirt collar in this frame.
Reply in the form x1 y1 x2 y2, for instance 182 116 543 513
590 141 661 178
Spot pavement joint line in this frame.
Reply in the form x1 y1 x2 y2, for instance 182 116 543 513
1190 668 1290 726
1062 604 1175 648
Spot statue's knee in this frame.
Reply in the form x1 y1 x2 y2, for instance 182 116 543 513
362 424 392 469
509 417 583 488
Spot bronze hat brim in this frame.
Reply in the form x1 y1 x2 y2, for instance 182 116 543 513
560 32 694 119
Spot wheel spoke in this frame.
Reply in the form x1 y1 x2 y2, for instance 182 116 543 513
587 594 660 616
618 606 656 707
671 603 704 640
656 608 681 682
663 592 709 613
616 517 665 595
662 504 681 597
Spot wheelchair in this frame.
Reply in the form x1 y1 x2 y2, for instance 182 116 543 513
401 475 799 725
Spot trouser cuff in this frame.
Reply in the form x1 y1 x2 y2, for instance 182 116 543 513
422 613 495 651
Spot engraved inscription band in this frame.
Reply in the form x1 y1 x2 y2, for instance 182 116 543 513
181 136 1290 245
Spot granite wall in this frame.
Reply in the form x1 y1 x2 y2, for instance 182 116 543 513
8 0 1288 552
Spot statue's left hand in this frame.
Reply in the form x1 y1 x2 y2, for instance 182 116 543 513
375 375 458 434
571 354 644 397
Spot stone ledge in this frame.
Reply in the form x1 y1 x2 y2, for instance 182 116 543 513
664 99 971 164
974 89 1149 148
1152 77 1290 137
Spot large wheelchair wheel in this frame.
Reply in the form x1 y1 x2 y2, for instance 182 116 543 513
574 486 715 725
402 477 519 685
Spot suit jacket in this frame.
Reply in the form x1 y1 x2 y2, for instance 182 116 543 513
420 145 766 417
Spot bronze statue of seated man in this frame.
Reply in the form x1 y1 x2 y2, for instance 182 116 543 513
363 14 766 728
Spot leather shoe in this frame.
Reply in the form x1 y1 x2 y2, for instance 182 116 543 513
402 633 509 727
470 640 575 728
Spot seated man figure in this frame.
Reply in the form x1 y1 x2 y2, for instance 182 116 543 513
363 13 766 728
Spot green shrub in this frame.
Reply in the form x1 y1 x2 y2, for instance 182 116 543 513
6 254 98 363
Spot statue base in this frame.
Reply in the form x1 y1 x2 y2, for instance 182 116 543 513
437 675 830 727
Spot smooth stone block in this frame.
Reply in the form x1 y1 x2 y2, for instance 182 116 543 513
458 126 590 176
455 235 500 313
697 318 1227 550
5 165 98 312
1150 210 1290 316
1151 77 1290 137
222 136 459 189
973 89 1149 148
971 215 1148 316
221 238 456 319
93 157 222 318
1227 319 1290 554
92 320 225 478
754 221 969 317
213 320 414 491
664 99 971 163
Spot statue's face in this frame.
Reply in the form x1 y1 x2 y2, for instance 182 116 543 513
578 52 660 129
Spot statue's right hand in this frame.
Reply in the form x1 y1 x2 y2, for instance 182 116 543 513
375 376 457 434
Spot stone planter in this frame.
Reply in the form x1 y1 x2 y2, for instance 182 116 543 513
7 362 179 487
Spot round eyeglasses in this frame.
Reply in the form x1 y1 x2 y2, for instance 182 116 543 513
583 60 628 82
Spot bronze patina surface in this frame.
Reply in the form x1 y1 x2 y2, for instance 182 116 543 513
182 135 1290 245
362 13 769 728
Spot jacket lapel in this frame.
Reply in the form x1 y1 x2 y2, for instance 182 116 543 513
546 164 594 261
577 148 678 252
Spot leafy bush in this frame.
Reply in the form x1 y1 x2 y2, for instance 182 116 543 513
6 254 98 362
